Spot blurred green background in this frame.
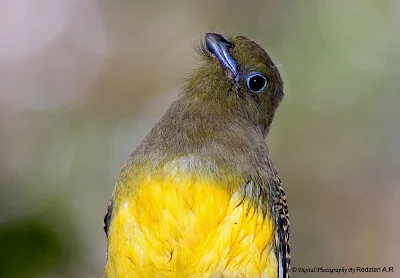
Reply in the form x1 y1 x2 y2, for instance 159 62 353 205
0 0 399 277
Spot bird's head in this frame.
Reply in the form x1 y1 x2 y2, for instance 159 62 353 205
184 32 284 135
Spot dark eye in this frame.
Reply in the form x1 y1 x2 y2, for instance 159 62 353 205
246 73 267 93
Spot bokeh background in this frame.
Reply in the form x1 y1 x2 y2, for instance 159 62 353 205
0 0 399 277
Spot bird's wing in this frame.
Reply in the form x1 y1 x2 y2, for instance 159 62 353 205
104 200 113 237
270 178 291 278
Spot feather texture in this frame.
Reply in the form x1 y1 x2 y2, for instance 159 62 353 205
104 33 290 277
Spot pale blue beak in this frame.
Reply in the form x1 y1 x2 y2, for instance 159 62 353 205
205 32 239 82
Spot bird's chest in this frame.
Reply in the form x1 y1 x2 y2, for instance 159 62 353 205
105 171 277 278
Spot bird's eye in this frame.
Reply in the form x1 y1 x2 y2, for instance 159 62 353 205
246 73 267 94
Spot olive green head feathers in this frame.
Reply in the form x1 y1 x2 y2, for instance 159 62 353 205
188 32 284 135
129 33 284 175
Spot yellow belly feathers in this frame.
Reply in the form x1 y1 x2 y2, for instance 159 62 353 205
105 162 277 278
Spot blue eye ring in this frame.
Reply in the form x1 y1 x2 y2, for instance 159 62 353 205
246 73 267 94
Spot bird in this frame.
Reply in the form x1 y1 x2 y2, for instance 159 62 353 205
103 32 290 278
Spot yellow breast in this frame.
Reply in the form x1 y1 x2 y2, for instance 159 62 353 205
105 165 277 278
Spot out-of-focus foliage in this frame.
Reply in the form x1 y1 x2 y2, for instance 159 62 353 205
0 204 79 278
0 0 399 277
